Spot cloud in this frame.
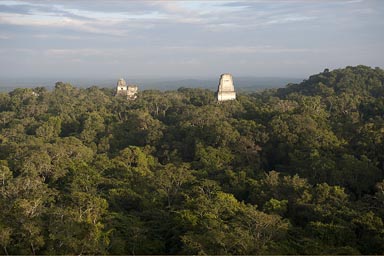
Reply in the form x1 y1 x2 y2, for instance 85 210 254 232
44 48 105 57
0 4 34 14
0 13 130 36
32 34 82 40
0 47 37 55
0 1 92 20
0 0 321 36
0 0 382 78
0 1 166 36
267 15 316 23
0 33 11 40
164 45 318 54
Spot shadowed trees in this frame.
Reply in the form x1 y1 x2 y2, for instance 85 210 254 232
0 66 383 254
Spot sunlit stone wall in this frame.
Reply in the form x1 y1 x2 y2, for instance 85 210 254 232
217 73 236 101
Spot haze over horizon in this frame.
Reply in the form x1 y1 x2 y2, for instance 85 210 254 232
0 0 383 80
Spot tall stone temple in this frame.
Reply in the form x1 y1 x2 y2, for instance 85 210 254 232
115 78 138 100
216 73 236 101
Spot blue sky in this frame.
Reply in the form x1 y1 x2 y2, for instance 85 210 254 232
0 0 383 78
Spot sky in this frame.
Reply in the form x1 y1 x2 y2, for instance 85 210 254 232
0 0 383 79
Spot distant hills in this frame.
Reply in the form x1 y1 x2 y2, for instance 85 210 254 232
0 76 303 92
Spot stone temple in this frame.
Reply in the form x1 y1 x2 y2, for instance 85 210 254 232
115 78 138 100
216 73 236 101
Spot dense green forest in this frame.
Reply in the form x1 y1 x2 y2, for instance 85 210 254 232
0 65 384 255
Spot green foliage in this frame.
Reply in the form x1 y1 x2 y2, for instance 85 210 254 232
0 65 384 254
35 116 61 140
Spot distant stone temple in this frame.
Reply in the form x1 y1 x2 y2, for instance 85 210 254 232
116 78 127 95
216 73 236 101
115 78 138 100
